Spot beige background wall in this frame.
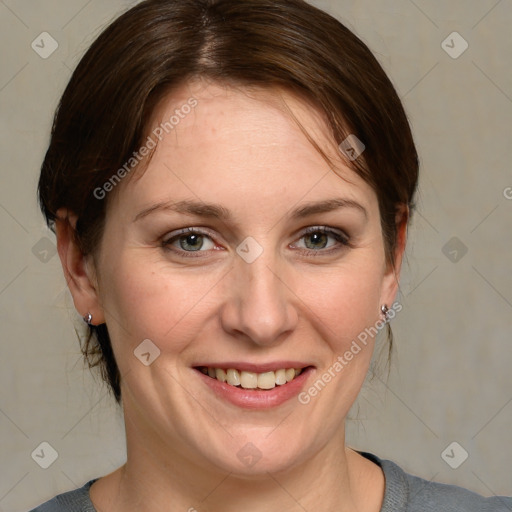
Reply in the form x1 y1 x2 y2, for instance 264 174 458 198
0 1 511 510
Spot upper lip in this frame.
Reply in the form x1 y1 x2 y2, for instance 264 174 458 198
194 362 313 373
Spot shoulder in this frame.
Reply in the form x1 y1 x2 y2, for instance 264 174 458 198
361 452 512 512
28 479 98 512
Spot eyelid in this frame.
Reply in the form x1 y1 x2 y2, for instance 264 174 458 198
161 227 220 257
291 226 351 252
301 225 349 241
162 226 216 244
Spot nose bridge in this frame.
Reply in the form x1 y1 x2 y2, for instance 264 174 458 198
221 244 298 345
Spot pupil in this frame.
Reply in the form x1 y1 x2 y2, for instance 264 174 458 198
181 234 202 251
307 232 327 249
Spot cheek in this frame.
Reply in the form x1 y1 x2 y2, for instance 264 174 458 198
295 258 384 344
97 252 220 362
292 262 385 415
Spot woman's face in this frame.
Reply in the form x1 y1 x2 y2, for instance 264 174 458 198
84 80 404 474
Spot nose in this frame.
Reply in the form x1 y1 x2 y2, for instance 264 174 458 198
219 253 299 347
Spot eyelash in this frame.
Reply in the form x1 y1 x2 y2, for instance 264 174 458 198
161 226 351 258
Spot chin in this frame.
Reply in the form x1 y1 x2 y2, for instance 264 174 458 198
194 429 314 478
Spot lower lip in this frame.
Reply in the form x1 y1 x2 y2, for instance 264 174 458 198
195 367 315 409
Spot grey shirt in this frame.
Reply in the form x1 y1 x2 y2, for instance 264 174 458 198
29 452 512 511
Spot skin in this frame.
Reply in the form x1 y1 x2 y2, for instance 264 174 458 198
56 79 408 512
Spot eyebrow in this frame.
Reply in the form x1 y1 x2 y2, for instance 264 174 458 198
133 197 368 223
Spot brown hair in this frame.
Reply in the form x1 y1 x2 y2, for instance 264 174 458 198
38 0 419 404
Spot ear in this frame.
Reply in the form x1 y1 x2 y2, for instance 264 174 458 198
55 208 105 325
379 204 409 309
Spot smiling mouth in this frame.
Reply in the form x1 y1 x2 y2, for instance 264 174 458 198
195 366 308 390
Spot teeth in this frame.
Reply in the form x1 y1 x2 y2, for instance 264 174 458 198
200 366 305 390
226 368 241 386
275 369 287 385
257 371 276 389
215 368 227 383
240 371 258 389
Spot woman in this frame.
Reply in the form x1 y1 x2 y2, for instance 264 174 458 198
30 0 511 510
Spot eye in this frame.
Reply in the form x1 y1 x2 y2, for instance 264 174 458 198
162 228 216 255
293 226 350 254
161 226 350 258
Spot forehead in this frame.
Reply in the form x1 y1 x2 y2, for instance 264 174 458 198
109 79 377 218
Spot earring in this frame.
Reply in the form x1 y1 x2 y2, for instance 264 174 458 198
83 313 93 325
380 304 390 322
